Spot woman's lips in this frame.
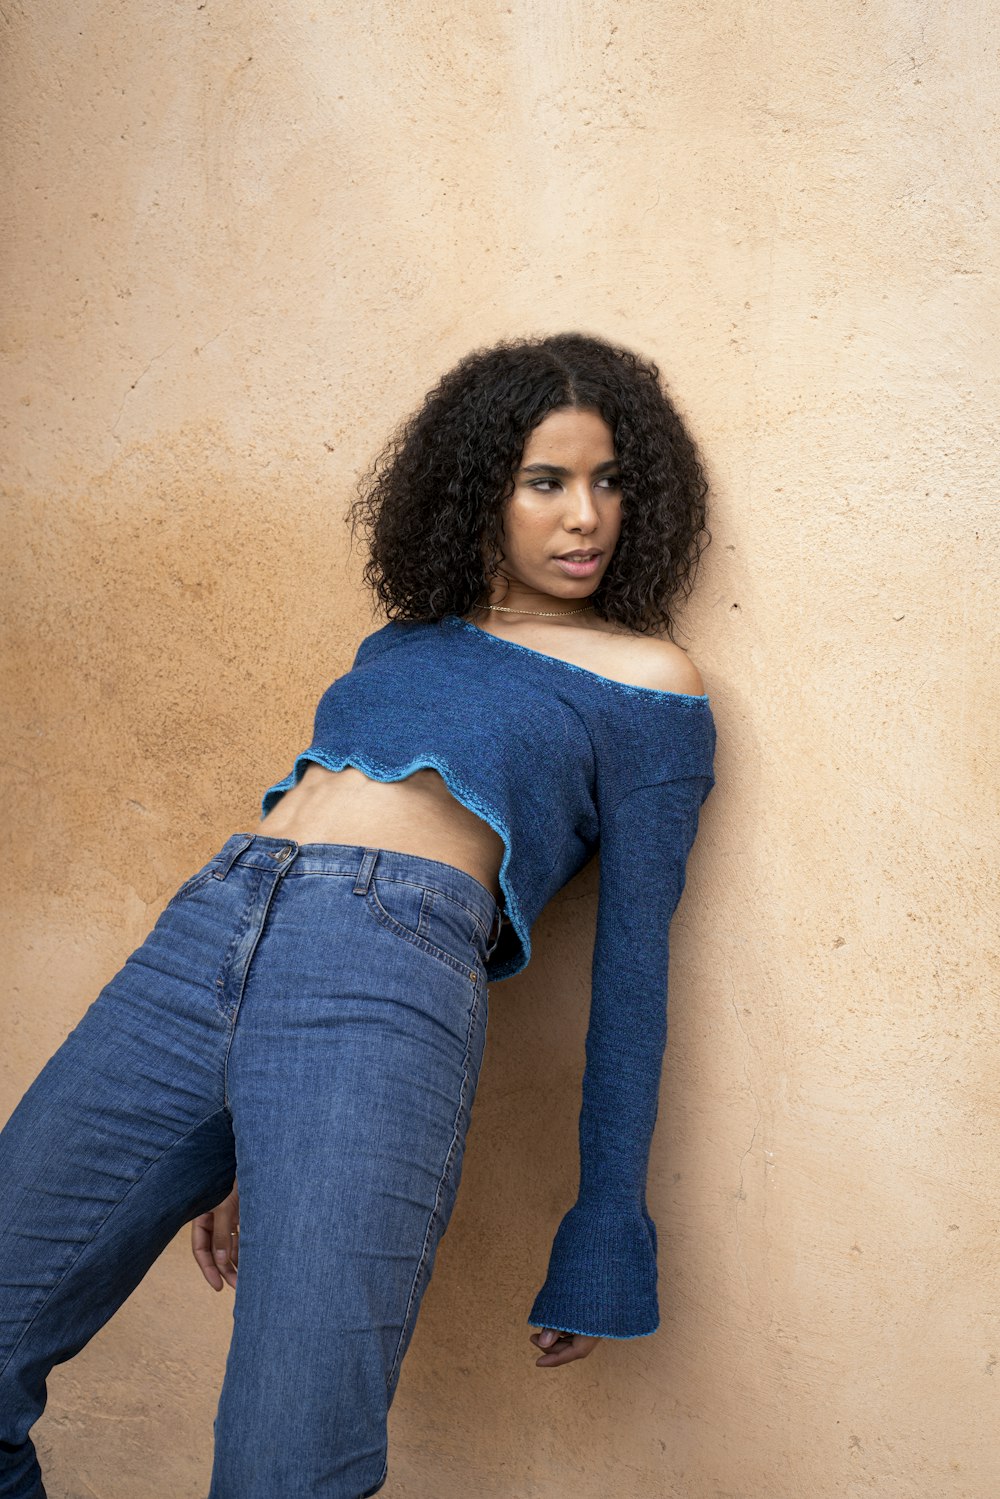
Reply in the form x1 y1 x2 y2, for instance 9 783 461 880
553 552 602 577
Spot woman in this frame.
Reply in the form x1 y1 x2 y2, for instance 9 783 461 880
0 332 716 1498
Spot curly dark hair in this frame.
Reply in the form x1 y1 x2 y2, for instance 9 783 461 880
346 331 712 641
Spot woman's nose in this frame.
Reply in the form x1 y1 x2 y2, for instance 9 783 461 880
563 484 600 526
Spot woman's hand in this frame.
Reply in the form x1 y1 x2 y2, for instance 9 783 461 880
530 1327 600 1367
191 1178 240 1291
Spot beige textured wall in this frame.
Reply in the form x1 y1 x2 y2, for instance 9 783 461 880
2 3 997 1495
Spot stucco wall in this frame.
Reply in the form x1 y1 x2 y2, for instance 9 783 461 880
2 3 997 1495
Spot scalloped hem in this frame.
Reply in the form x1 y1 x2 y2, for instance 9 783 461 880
259 748 531 981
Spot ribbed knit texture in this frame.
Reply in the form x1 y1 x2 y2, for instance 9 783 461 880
261 613 717 1340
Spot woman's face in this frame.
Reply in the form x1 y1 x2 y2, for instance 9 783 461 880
485 405 623 610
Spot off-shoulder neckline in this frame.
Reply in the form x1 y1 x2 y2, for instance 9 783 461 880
441 613 711 706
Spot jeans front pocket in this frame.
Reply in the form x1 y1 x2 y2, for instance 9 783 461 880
364 873 483 979
164 864 217 910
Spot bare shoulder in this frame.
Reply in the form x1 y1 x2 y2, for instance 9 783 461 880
597 627 706 696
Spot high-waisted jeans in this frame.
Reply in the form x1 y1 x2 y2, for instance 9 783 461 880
0 833 502 1498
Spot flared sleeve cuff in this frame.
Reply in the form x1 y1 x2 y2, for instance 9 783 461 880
526 1198 661 1340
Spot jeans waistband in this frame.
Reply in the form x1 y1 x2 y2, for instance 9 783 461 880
210 833 503 946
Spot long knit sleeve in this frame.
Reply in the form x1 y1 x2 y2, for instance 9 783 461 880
527 772 714 1340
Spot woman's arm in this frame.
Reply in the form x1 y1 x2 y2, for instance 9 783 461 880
526 772 714 1341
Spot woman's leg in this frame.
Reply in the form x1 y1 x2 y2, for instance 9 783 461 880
203 839 496 1499
0 840 254 1498
1 833 499 1498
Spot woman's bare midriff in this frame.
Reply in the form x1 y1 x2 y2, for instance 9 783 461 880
256 762 506 905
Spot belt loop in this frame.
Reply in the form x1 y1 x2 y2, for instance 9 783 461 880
213 833 255 880
353 847 379 895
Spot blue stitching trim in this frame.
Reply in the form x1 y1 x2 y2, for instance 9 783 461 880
527 1317 659 1340
259 750 531 980
443 613 710 706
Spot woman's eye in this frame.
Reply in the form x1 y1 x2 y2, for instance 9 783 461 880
529 476 620 492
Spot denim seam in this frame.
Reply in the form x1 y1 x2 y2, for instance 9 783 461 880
219 869 288 1104
361 1452 389 1496
385 966 483 1395
213 875 260 1024
415 885 433 944
0 1107 232 1389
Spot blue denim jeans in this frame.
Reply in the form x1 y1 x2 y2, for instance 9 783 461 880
0 834 501 1498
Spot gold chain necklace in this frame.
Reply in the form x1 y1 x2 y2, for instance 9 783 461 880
478 603 595 617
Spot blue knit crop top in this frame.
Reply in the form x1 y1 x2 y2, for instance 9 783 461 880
260 612 717 1341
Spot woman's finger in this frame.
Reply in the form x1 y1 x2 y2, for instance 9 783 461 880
191 1212 224 1292
191 1181 240 1292
211 1200 239 1290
